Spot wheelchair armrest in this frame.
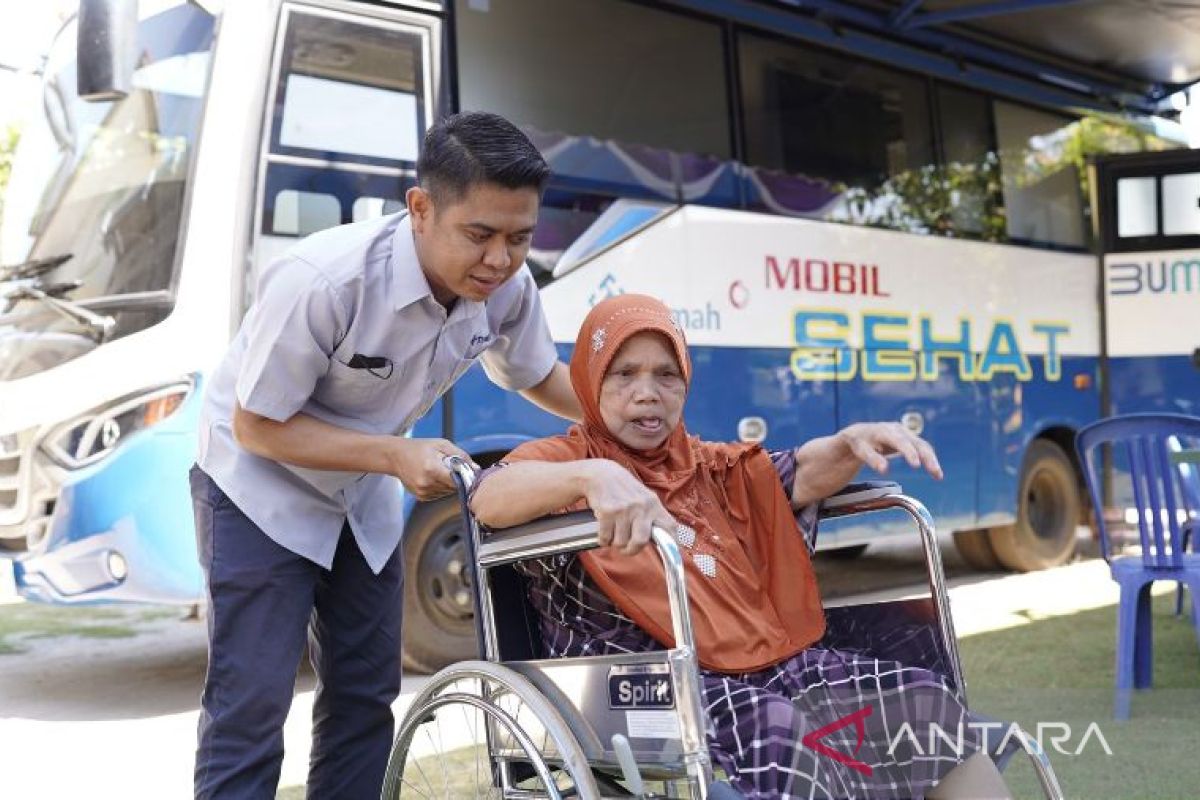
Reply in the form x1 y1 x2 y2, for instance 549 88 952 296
475 510 699 672
477 510 601 568
819 480 902 517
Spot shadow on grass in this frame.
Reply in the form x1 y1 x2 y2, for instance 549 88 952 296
960 592 1200 800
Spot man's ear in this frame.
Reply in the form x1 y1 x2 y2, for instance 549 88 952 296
406 186 432 233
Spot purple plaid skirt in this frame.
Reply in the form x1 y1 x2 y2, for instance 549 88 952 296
518 554 978 799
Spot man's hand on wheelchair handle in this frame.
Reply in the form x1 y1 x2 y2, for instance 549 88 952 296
837 422 943 480
385 437 479 501
582 459 677 556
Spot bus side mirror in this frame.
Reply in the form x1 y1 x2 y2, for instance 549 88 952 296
77 0 138 102
1193 347 1200 371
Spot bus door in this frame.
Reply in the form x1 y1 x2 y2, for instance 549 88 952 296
250 1 443 308
1094 150 1200 417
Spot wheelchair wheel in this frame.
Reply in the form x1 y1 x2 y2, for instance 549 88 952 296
383 660 600 799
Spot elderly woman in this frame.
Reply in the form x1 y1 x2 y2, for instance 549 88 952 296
470 295 1010 800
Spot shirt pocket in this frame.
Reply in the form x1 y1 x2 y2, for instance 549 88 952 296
313 358 397 416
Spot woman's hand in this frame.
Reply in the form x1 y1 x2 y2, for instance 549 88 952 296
837 422 943 479
582 460 676 556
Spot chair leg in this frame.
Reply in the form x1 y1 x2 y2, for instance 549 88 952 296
1134 583 1154 690
1183 527 1196 618
1189 578 1200 653
1114 584 1139 721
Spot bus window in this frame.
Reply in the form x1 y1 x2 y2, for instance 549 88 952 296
737 31 935 225
1161 172 1200 236
455 0 733 273
268 11 427 166
352 197 406 222
936 83 1003 241
272 190 341 236
258 8 433 238
1116 176 1158 238
993 101 1086 249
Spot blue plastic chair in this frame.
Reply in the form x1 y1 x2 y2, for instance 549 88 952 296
1168 437 1200 617
1075 413 1200 720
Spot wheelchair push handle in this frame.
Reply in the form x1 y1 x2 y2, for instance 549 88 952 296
443 454 478 488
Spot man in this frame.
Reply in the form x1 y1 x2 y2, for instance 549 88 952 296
189 111 580 798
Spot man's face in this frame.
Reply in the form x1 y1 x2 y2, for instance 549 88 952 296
408 182 540 305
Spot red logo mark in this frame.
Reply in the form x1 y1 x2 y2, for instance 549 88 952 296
728 280 749 309
801 706 874 776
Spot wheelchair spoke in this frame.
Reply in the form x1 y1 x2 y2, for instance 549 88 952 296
386 664 597 799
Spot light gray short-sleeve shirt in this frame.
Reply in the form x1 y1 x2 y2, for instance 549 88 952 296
198 212 557 572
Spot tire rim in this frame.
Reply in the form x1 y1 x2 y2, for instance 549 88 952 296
1026 466 1068 543
417 518 475 633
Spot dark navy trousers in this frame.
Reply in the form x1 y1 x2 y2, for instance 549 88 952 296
189 466 403 799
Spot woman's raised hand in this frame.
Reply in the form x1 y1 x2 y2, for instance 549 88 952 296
582 459 676 556
837 422 944 480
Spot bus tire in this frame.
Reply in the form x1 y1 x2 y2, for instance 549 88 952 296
401 497 478 674
952 529 1002 571
987 440 1080 572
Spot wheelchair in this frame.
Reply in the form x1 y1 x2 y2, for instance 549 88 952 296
382 457 1065 799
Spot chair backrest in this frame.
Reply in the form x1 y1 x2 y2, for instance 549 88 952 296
1168 436 1200 515
1075 413 1200 567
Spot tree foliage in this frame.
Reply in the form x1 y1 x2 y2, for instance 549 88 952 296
825 114 1176 244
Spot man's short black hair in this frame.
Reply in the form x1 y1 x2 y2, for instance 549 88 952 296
417 111 550 206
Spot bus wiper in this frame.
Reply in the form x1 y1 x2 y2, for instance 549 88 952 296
3 280 116 343
0 253 74 283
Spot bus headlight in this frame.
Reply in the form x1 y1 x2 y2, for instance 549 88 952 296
42 381 193 469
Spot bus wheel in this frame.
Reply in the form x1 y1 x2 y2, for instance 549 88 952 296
401 497 478 674
987 440 1080 572
952 529 1002 571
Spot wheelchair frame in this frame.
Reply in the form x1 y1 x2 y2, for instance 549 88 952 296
382 457 1065 799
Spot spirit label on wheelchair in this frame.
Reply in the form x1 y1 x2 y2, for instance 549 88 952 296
608 664 674 710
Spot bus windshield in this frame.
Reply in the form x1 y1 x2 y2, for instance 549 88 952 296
0 3 214 381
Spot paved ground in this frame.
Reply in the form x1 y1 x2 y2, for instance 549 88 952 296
0 530 1130 799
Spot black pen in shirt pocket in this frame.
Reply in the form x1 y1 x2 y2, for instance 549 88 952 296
347 353 394 379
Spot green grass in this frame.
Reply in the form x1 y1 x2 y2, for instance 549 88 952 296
0 603 141 653
960 592 1200 799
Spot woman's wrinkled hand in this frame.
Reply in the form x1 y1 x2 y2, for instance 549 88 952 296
581 459 677 556
837 422 943 480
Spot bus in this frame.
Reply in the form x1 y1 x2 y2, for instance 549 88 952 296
0 0 1194 672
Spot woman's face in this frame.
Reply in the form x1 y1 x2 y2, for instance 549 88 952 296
599 331 686 450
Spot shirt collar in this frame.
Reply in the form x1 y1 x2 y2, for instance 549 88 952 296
390 213 433 312
389 212 485 323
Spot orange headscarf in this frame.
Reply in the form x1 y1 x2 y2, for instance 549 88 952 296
504 294 825 673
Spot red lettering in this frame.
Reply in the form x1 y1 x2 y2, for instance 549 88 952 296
766 256 801 290
869 265 889 297
833 262 856 294
763 256 888 296
805 259 829 292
